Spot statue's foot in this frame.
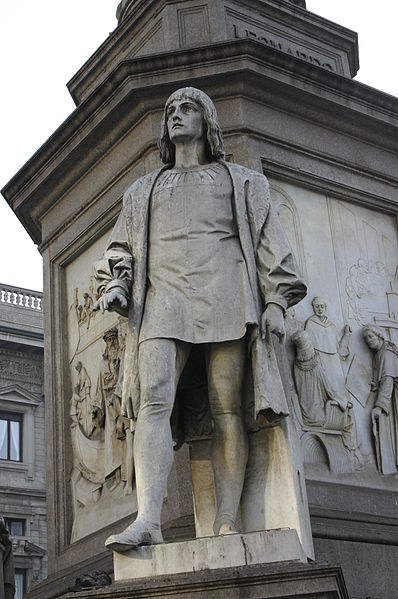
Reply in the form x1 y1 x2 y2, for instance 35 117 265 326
213 518 238 536
218 522 238 535
105 519 163 552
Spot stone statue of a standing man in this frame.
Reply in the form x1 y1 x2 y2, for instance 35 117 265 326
94 87 307 551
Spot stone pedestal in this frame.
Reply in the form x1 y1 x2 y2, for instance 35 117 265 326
60 561 348 599
114 529 306 581
190 419 314 560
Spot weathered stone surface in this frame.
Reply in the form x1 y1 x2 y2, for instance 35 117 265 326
71 0 357 106
114 529 306 581
2 1 398 598
26 562 348 599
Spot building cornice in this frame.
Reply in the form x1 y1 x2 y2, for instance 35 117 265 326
2 39 397 245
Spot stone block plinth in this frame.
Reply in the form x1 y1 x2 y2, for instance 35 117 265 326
114 529 306 582
57 561 348 599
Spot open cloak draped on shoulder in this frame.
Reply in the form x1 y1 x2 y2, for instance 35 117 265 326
94 162 307 433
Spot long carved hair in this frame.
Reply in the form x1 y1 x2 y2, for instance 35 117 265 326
158 87 225 165
362 324 385 341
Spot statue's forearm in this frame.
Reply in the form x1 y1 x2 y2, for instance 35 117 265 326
256 203 307 310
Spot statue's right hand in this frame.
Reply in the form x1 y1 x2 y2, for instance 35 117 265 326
372 406 382 422
93 290 128 314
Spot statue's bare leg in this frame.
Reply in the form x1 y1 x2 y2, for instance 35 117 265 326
207 337 248 535
105 338 190 551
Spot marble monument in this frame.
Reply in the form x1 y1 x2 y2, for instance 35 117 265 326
93 86 308 551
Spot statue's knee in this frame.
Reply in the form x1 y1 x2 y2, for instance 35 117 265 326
210 391 242 419
211 411 242 431
139 379 173 417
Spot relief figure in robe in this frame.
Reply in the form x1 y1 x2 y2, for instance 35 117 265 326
292 330 362 466
363 324 398 475
70 361 93 437
94 328 125 491
93 87 307 550
305 296 351 397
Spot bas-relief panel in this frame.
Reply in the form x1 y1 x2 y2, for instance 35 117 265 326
65 231 137 543
270 180 398 486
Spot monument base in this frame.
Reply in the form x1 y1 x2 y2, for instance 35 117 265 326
24 531 348 598
59 561 347 598
114 529 306 581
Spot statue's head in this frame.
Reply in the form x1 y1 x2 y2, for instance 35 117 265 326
158 87 225 165
103 327 119 358
362 324 384 350
311 296 327 317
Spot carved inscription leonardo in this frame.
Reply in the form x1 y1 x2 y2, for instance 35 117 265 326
231 21 335 71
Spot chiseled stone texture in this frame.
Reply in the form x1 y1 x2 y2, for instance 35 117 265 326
114 529 306 581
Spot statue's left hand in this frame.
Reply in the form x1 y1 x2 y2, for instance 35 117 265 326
121 395 134 419
93 289 128 315
260 303 285 342
372 406 382 422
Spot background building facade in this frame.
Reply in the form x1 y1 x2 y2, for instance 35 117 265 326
0 284 46 596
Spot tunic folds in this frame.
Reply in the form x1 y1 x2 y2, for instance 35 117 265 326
139 163 257 344
94 161 307 427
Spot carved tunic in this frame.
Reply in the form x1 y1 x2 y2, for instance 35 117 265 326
94 162 307 424
139 163 257 344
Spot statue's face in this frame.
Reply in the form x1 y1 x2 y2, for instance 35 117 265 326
363 330 383 350
107 338 119 359
166 97 205 145
312 299 326 317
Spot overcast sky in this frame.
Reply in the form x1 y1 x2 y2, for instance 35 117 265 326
1 1 397 292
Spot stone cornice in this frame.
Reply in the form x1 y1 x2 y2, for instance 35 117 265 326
0 383 42 405
0 347 43 361
68 0 358 104
2 39 397 245
0 487 46 498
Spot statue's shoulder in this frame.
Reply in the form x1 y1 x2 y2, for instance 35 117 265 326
121 169 164 213
124 169 163 199
224 162 269 185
